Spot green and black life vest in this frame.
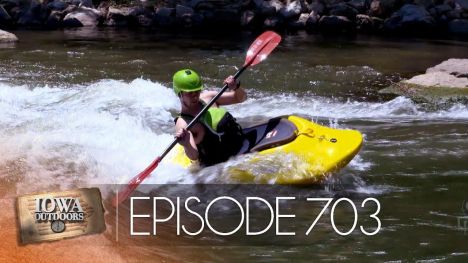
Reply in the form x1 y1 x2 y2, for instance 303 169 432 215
175 102 244 166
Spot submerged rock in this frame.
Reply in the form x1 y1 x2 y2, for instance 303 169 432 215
0 29 18 43
380 58 468 103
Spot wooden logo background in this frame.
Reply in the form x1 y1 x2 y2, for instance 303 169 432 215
17 188 106 244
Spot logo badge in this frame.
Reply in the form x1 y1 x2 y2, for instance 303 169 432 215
17 188 106 244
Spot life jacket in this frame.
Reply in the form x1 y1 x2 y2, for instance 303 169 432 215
175 102 244 166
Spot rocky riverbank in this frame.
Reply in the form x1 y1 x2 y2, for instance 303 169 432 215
0 0 467 36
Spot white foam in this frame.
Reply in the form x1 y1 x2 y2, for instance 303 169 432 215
0 79 185 192
229 94 468 121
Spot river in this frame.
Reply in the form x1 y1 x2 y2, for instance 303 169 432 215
0 28 467 262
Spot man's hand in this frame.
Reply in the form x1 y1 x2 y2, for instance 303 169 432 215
224 75 240 91
175 128 191 146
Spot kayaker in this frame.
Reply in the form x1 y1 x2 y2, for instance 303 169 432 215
173 69 246 166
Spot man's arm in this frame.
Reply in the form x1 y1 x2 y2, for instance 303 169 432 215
200 76 247 106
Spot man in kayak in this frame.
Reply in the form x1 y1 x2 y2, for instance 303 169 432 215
173 69 246 166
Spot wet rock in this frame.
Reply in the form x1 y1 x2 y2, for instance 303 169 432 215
329 3 359 20
413 0 435 8
153 7 175 27
255 0 283 16
305 10 320 31
356 14 380 31
455 0 468 11
380 59 468 103
279 0 302 20
310 0 325 15
175 4 194 26
369 0 400 18
434 4 453 15
0 29 18 42
323 0 345 7
318 15 355 32
264 15 283 28
17 0 48 26
383 4 435 32
446 8 462 19
426 58 468 77
63 7 101 27
127 6 154 27
105 7 130 26
447 19 468 35
240 10 256 26
46 10 63 28
299 0 311 13
405 71 468 87
289 12 310 28
71 0 93 8
347 0 368 13
47 0 68 11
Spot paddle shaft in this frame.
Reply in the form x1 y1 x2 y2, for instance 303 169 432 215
158 65 249 162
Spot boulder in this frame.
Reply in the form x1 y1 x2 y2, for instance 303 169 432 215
0 29 18 42
318 15 355 32
426 58 468 77
63 7 101 27
175 4 194 26
47 0 68 11
454 0 468 11
380 59 468 103
322 0 345 7
310 0 325 15
105 7 130 26
369 0 400 18
127 6 154 27
405 71 468 87
329 3 359 20
356 14 374 31
255 0 283 16
46 10 63 28
17 0 47 26
71 0 93 8
279 0 302 20
305 10 320 31
289 12 310 28
434 4 453 15
413 0 435 8
446 8 462 19
153 7 175 27
240 10 256 26
447 19 468 34
264 15 283 28
347 0 368 13
383 4 435 32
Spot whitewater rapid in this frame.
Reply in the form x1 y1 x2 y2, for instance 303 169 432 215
0 78 467 194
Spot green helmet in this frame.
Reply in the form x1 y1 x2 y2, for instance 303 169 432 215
173 69 203 95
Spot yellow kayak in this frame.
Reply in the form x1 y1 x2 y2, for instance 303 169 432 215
169 115 363 183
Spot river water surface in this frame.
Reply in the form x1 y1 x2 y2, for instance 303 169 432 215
0 29 467 262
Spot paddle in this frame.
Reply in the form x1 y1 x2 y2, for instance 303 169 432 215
113 31 282 206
